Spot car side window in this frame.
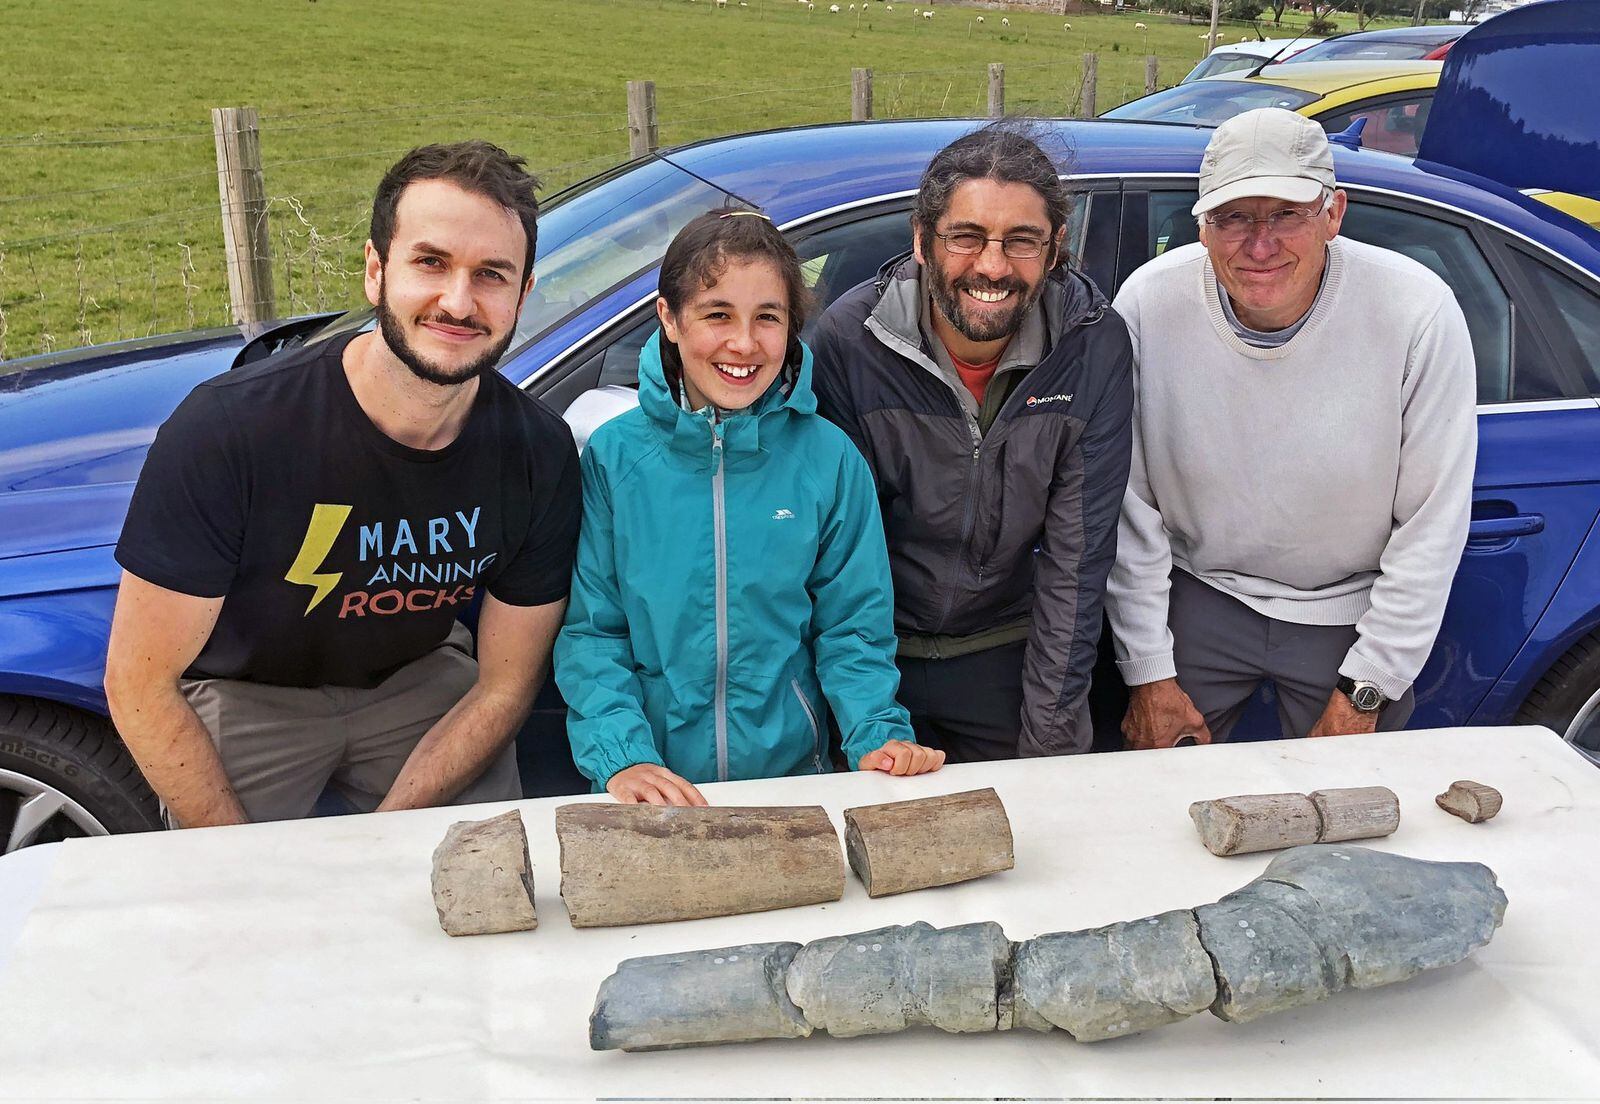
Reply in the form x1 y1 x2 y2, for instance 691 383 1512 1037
1317 94 1434 158
1505 251 1600 398
558 197 1100 403
1137 190 1515 403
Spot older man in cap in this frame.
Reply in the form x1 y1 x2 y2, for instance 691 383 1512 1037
1105 108 1476 748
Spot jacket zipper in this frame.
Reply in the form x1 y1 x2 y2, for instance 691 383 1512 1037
933 429 982 637
791 679 825 773
710 420 730 783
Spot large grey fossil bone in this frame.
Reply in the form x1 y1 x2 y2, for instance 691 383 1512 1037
590 845 1506 1051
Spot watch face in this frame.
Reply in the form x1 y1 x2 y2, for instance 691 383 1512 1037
1352 685 1385 712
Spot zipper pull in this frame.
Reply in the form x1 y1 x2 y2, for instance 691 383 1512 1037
972 445 980 461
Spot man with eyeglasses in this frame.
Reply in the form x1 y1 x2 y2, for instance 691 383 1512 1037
812 121 1134 761
1106 108 1476 748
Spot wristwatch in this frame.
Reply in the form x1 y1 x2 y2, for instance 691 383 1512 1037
1336 676 1388 713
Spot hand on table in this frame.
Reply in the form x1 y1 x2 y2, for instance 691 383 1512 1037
1122 678 1212 750
1305 690 1381 738
858 739 946 776
605 763 708 806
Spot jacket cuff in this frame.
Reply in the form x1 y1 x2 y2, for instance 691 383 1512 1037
587 742 667 791
843 720 916 770
1116 652 1177 686
1337 652 1412 703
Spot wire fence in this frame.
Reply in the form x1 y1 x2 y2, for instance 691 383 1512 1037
0 49 1197 364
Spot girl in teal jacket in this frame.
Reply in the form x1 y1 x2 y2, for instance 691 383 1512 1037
555 210 944 805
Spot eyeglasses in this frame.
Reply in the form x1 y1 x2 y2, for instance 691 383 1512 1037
933 230 1049 260
1203 198 1331 243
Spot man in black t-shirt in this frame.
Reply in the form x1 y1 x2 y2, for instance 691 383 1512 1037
105 141 581 828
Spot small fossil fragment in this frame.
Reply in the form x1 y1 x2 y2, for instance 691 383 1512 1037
1436 780 1503 823
843 788 1015 897
1189 786 1400 856
591 845 1506 1052
430 810 538 937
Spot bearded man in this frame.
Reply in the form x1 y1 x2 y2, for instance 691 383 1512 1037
812 122 1134 760
105 141 581 827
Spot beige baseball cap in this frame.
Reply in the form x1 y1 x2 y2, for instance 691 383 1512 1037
1192 108 1336 217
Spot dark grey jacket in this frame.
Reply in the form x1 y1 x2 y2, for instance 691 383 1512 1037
811 256 1134 755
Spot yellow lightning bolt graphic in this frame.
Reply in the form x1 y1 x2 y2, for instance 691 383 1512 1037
284 503 353 615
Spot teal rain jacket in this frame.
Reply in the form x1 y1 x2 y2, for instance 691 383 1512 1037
555 331 915 789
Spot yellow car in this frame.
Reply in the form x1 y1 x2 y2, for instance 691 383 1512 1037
1103 60 1600 230
1103 60 1442 156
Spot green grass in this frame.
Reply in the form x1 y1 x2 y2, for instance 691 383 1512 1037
0 0 1421 360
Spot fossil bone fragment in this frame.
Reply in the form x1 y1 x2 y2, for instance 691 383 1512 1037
1196 845 1506 1021
843 788 1015 897
555 803 844 927
1189 786 1400 856
1436 780 1503 823
590 845 1505 1051
1011 909 1216 1040
786 921 1012 1037
430 810 538 937
590 941 811 1051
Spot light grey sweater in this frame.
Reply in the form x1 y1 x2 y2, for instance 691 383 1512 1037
1106 238 1477 700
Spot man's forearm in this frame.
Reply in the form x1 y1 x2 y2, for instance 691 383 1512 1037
108 682 247 828
376 682 532 812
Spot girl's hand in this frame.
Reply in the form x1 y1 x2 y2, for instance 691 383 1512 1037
858 740 946 776
606 763 709 806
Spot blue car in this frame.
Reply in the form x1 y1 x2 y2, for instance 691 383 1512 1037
3 3 1599 852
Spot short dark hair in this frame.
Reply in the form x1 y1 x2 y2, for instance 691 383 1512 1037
657 208 811 343
913 120 1072 265
371 140 542 284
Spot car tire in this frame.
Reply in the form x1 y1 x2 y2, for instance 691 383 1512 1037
1514 632 1600 768
0 696 162 852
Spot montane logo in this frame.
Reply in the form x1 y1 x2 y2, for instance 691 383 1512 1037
1026 393 1074 407
772 508 796 521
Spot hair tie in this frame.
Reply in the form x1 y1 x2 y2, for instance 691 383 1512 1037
718 210 772 221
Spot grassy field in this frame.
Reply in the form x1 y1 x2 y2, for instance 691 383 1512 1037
0 0 1419 360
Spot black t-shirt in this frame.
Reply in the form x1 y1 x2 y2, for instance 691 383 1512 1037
116 332 581 688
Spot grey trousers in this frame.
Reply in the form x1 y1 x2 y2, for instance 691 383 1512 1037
176 622 521 824
1170 570 1415 742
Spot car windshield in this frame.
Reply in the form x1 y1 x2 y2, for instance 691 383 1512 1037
1182 53 1275 82
1102 81 1319 125
1291 37 1447 62
306 157 732 355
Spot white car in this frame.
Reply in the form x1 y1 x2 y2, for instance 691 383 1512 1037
1179 37 1322 83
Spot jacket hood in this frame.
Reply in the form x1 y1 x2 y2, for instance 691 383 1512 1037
868 252 1110 356
636 329 817 460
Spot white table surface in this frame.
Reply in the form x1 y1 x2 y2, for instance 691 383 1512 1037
1 725 1596 1101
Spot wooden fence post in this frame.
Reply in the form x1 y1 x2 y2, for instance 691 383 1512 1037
1145 55 1160 95
627 80 659 158
852 67 874 121
987 63 1005 118
210 106 275 327
1079 53 1098 118
1206 0 1221 53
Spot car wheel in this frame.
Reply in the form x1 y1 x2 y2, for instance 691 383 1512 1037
0 696 162 853
1515 633 1600 768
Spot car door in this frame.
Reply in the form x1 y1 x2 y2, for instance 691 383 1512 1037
1119 184 1600 728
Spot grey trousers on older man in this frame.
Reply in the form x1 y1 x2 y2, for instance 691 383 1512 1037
172 622 521 825
1169 570 1415 742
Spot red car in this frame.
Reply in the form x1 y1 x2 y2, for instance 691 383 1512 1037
1289 24 1465 63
